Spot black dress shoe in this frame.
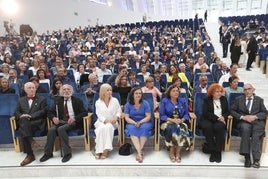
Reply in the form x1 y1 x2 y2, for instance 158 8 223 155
40 154 53 162
246 68 252 71
252 160 260 168
20 155 35 166
215 151 222 163
244 158 251 168
62 153 72 163
209 152 216 162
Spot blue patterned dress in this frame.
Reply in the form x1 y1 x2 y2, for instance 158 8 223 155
159 97 191 149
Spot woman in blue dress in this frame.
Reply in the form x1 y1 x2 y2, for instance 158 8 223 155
159 84 191 163
124 87 152 163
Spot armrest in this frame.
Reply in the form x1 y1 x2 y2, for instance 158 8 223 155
47 118 53 128
224 115 233 152
84 112 92 151
154 112 160 151
189 112 196 151
120 113 126 145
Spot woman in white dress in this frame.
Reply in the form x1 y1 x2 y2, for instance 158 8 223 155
94 84 122 159
239 36 248 68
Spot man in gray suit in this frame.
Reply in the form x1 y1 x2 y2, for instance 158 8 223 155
231 83 267 168
39 84 87 163
15 82 47 166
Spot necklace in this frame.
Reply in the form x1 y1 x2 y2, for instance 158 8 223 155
213 100 221 109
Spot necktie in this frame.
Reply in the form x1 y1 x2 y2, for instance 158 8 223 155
246 98 252 111
63 100 69 120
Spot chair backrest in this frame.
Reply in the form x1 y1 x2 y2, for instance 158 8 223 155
228 92 244 108
0 94 19 116
0 94 19 144
72 93 89 112
10 83 21 96
193 92 208 136
103 74 112 83
39 83 50 93
142 93 155 127
37 93 54 111
222 81 244 88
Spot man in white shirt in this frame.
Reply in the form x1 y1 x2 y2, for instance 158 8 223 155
96 62 112 83
218 63 238 85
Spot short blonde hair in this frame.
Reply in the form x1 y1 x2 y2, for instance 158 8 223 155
99 83 112 101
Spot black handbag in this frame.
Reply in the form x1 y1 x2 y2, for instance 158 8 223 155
119 143 133 156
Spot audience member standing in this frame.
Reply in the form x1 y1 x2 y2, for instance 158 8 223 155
246 32 258 71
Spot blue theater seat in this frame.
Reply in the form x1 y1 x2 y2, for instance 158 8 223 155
0 94 19 145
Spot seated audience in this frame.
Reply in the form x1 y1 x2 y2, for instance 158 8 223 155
141 77 162 111
40 84 87 163
200 83 229 163
224 76 244 100
81 73 100 112
231 83 268 168
0 77 15 94
94 84 122 159
15 82 47 166
113 74 131 109
159 84 191 163
124 87 152 163
50 78 63 96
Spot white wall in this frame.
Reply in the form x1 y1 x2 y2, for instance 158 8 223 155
0 0 148 35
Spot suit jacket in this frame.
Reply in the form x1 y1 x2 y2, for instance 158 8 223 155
49 96 87 129
230 95 267 124
247 37 258 54
201 96 230 124
15 95 47 132
106 64 119 74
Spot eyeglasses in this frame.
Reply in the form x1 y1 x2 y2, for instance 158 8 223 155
244 88 252 91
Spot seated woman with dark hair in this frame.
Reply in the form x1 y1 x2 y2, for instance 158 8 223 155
224 76 244 100
50 78 63 96
200 83 230 163
36 69 51 88
159 84 191 163
124 87 152 163
0 78 15 94
172 76 186 93
113 74 131 109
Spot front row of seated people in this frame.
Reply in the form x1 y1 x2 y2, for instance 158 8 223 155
14 82 267 168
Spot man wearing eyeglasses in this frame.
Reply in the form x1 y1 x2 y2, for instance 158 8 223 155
231 83 267 168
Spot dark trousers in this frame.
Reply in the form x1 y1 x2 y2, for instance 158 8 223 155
237 120 265 160
19 118 38 155
44 120 76 156
222 43 229 58
201 120 225 152
246 52 256 69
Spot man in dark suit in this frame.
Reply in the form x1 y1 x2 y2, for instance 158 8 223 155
221 25 231 58
231 83 267 168
9 68 24 89
246 32 258 71
15 82 47 166
40 84 87 163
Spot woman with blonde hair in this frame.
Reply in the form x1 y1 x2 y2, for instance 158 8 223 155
94 84 122 159
141 76 162 111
